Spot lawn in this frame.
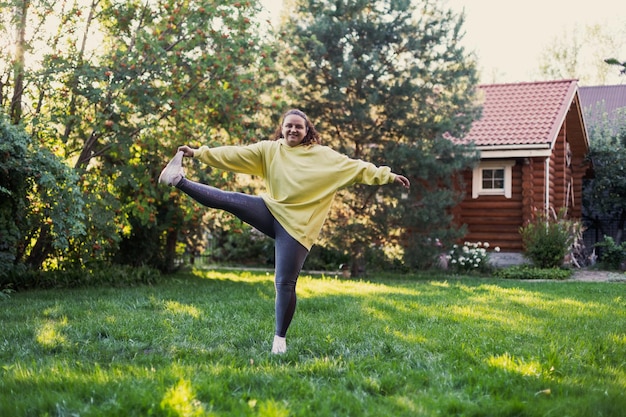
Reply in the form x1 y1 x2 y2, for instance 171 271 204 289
1 269 625 416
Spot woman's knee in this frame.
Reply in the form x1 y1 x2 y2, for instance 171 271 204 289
274 277 297 293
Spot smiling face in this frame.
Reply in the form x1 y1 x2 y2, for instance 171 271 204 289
281 114 308 147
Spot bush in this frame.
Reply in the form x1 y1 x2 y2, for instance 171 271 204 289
0 115 86 272
594 236 626 270
446 241 497 274
208 224 274 266
495 265 572 280
304 245 349 271
0 263 161 291
520 209 581 268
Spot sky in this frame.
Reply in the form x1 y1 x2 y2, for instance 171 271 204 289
259 0 626 85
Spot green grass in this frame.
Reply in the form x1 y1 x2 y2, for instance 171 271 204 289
1 269 625 416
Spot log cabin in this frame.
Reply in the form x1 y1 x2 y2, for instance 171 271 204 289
451 80 591 265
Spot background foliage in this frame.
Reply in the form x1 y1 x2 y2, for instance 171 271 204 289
594 235 626 270
0 116 85 276
275 0 480 272
582 106 626 247
1 0 481 280
1 0 281 274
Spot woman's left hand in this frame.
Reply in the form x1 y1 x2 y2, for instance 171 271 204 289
394 175 410 189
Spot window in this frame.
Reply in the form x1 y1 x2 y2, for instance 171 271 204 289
472 160 515 199
482 168 505 190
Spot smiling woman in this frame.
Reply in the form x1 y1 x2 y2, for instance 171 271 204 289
272 108 321 147
158 108 410 354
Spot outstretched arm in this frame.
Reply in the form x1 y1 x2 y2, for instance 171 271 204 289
176 143 265 177
177 145 195 157
394 174 410 189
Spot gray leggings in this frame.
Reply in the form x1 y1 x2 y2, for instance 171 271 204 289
177 178 309 337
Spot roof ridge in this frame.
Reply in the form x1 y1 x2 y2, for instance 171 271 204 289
580 84 626 89
478 79 578 88
457 79 582 148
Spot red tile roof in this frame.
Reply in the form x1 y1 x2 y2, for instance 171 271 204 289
457 80 579 147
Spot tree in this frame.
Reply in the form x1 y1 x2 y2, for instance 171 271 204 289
0 115 85 277
583 106 626 245
537 23 626 85
605 58 626 76
276 0 480 272
0 0 281 271
1 0 91 271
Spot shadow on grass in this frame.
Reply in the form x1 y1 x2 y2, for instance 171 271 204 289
291 274 626 416
1 268 624 416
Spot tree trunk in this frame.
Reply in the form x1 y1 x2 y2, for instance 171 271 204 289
10 0 29 125
164 228 179 272
349 243 366 278
25 224 53 268
616 209 625 245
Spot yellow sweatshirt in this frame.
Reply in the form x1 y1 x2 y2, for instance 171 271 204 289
194 139 397 250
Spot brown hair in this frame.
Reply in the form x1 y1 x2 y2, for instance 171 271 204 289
272 109 322 145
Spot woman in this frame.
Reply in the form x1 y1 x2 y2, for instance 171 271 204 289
159 109 410 354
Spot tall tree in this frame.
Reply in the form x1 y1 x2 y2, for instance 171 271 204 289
0 0 280 271
583 106 626 245
537 22 626 85
1 0 92 271
277 0 480 272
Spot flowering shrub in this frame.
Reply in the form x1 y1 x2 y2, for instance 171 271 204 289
447 242 500 273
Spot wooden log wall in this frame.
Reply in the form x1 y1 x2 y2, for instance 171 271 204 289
549 123 586 219
569 153 587 219
527 157 547 218
551 125 568 216
451 106 590 254
456 165 525 251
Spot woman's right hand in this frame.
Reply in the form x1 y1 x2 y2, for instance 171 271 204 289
177 145 196 157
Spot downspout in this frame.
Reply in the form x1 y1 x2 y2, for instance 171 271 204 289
545 157 550 217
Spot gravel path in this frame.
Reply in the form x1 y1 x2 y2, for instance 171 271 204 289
569 269 626 282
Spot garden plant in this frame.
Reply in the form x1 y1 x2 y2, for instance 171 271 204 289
520 209 582 268
446 241 498 274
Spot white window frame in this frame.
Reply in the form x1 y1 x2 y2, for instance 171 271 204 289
472 160 515 199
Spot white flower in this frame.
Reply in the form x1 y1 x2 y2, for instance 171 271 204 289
495 247 501 252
